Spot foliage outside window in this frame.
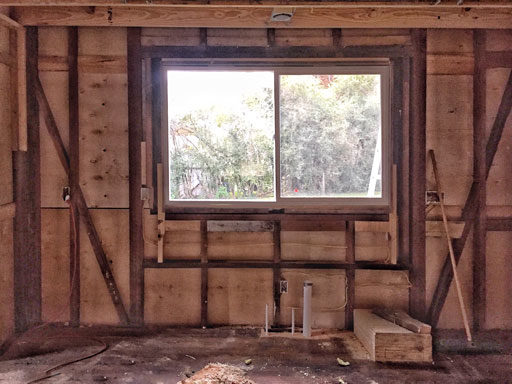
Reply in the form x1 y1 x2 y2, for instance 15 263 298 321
166 66 389 207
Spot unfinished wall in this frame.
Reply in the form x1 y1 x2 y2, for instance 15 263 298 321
0 7 15 342
37 26 512 330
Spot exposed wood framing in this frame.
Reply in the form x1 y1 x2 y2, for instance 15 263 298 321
345 221 355 331
427 67 512 329
472 29 486 332
34 75 130 326
68 26 80 327
487 218 512 231
17 27 27 151
142 45 410 59
12 6 512 28
200 220 208 327
0 202 15 221
144 259 408 270
273 220 281 326
0 11 22 29
165 213 389 222
3 1 512 8
409 29 426 322
128 27 144 326
13 27 41 332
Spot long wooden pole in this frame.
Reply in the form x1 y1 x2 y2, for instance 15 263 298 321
429 150 472 342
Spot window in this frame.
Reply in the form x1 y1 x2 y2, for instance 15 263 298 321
164 65 390 209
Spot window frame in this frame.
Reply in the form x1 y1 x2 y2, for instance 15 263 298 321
160 62 391 211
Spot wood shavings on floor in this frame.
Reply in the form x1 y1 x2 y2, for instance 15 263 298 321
178 363 255 384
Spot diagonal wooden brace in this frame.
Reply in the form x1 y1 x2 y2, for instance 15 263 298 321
34 75 130 326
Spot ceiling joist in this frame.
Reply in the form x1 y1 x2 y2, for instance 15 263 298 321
12 5 512 28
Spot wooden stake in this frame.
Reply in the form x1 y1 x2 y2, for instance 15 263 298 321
429 150 472 342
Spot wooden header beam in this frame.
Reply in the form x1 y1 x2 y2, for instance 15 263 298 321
12 6 512 28
3 1 512 8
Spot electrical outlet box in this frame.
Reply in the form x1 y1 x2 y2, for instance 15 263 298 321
280 280 288 294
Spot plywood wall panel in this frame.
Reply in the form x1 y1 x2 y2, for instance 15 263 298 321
208 28 267 47
342 29 411 47
275 29 332 47
426 235 474 329
80 210 130 325
486 68 512 207
41 209 70 323
355 270 409 311
208 268 272 325
79 27 127 56
208 232 273 260
143 212 201 260
485 30 512 52
39 71 69 208
144 268 201 325
281 231 346 261
79 72 129 208
39 27 68 57
427 29 473 54
141 27 200 46
280 269 345 329
426 75 473 206
485 232 512 329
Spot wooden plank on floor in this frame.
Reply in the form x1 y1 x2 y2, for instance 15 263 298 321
354 309 432 363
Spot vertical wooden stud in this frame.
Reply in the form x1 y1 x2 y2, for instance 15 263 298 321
157 163 165 263
17 27 27 151
200 220 208 328
473 29 487 332
345 221 355 330
128 27 144 325
68 26 80 327
273 220 281 327
409 29 427 322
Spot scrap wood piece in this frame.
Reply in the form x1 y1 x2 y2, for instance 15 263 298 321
34 75 129 325
178 363 255 384
372 308 431 334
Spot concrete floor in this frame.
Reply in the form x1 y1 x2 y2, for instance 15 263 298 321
0 326 511 383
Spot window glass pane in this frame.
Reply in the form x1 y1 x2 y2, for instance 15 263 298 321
279 74 382 198
168 70 275 201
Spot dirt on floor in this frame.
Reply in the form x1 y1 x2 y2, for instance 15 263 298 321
0 326 511 384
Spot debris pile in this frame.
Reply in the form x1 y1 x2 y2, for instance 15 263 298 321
178 363 255 384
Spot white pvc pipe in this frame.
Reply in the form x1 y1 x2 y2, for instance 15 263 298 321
303 281 312 338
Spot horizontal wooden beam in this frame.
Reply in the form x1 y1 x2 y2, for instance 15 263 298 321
143 259 409 270
144 45 409 59
165 212 389 222
487 218 512 231
12 6 512 28
4 0 512 8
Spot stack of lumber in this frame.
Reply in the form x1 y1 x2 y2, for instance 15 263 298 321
354 309 432 363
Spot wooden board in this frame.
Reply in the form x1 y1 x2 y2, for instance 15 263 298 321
0 61 12 206
275 29 332 47
80 209 130 324
426 75 473 207
354 309 432 363
41 208 70 323
426 235 474 329
280 269 346 330
485 232 512 329
39 70 69 208
144 268 201 325
355 270 409 312
342 29 410 47
485 30 512 52
141 27 200 46
14 6 512 29
486 68 512 207
281 231 346 261
78 72 129 208
208 232 273 260
208 28 267 47
207 268 272 325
